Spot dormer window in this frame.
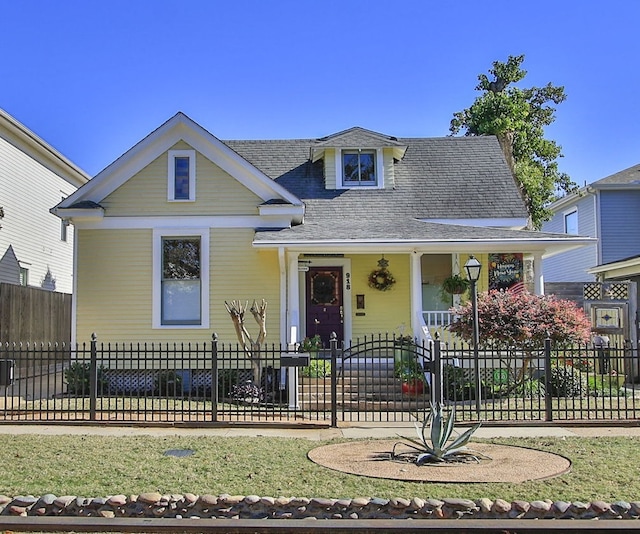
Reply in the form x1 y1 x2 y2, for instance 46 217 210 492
337 149 383 188
343 150 376 185
168 150 196 201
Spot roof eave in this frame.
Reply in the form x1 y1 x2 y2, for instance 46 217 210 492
0 108 90 187
253 236 596 258
50 206 105 220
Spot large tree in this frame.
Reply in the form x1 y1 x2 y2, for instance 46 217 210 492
450 55 577 229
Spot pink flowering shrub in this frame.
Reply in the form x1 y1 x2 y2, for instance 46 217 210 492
448 290 592 349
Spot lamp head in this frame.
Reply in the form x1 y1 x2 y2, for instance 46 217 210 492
464 255 482 282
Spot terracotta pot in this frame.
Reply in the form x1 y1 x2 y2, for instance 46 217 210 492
401 379 424 395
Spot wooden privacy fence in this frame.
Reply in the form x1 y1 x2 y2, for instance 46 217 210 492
0 283 71 343
0 333 638 425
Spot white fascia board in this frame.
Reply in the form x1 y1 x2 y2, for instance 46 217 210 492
258 204 305 224
51 207 104 220
548 187 591 211
588 256 640 276
59 113 302 209
253 237 596 258
591 183 640 190
72 214 292 231
421 218 528 229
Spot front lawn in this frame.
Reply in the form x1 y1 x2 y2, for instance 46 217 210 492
0 434 639 502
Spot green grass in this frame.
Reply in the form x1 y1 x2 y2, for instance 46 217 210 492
0 434 639 502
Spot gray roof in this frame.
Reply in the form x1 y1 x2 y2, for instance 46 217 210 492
314 126 405 148
592 163 640 187
223 129 587 248
225 132 527 221
254 219 572 244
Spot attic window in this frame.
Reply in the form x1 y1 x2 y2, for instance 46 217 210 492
336 149 383 189
342 150 376 186
168 150 196 201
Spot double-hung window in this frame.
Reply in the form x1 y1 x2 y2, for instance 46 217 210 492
153 229 209 328
168 150 196 201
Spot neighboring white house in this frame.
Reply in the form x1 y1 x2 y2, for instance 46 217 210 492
0 108 89 294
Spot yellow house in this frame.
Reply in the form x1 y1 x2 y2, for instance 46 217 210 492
52 113 592 347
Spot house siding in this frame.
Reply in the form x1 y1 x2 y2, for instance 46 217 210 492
324 149 337 189
383 148 395 189
542 194 598 282
600 190 640 264
0 135 77 293
75 227 280 344
350 254 411 339
102 142 262 217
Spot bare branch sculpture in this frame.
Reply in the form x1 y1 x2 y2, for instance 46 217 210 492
225 299 267 383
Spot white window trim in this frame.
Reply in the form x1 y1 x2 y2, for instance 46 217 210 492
563 208 578 235
168 149 196 201
152 228 210 329
335 148 384 189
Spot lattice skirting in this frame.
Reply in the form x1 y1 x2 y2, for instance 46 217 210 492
99 369 254 394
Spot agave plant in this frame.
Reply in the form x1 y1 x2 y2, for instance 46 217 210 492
392 402 482 464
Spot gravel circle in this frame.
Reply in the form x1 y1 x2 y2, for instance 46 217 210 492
308 440 571 483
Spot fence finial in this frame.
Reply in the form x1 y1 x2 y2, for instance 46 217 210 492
91 332 97 342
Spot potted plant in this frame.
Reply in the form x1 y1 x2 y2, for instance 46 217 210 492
299 334 322 353
440 273 470 301
393 335 416 363
394 359 426 395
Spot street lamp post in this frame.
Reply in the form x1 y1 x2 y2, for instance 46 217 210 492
464 255 482 417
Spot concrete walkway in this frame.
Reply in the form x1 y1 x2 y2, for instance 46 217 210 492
0 422 638 440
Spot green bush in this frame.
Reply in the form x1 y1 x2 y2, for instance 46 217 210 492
443 364 474 400
64 361 107 395
302 359 332 378
587 374 627 397
549 365 586 397
511 377 545 398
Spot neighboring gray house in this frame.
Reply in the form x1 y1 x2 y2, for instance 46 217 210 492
542 163 640 285
0 108 89 293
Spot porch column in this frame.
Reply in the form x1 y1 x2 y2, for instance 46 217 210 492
286 251 301 409
287 251 301 342
410 250 423 336
533 252 544 295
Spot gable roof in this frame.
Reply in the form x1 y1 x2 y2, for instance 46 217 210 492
55 112 302 212
50 113 593 257
591 162 640 188
311 126 407 162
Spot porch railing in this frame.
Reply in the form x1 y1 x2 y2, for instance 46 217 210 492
422 310 455 343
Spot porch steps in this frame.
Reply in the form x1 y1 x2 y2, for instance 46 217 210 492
299 357 430 408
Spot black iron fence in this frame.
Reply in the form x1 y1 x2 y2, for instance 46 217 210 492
0 333 638 425
437 338 640 423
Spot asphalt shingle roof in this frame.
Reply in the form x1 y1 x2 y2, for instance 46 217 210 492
592 163 640 186
225 132 527 222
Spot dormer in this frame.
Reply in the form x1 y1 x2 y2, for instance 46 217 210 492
311 127 407 190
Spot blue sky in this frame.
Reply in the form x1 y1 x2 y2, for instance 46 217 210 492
2 0 639 185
